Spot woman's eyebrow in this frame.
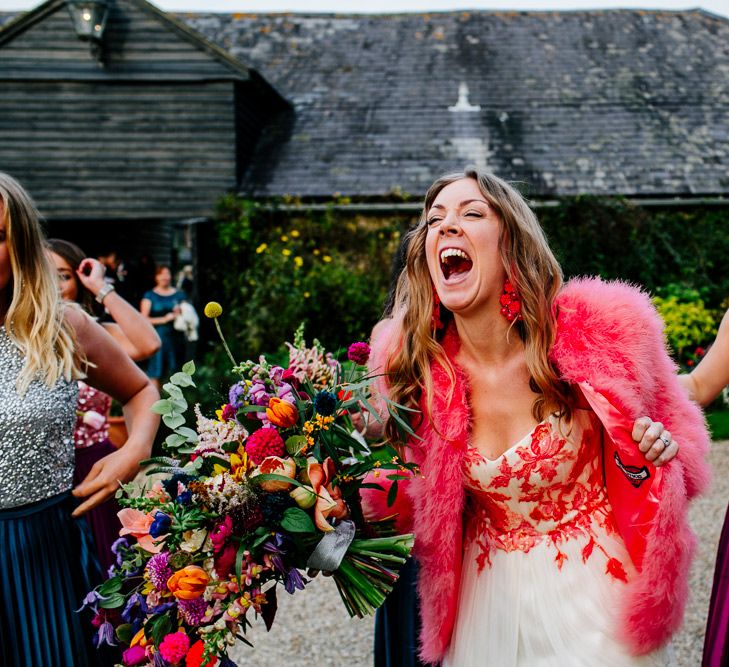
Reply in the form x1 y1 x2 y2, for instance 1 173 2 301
430 199 489 210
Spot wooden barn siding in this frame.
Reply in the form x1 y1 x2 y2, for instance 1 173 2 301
0 80 239 219
0 0 241 80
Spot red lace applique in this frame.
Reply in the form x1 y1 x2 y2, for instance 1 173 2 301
464 415 627 581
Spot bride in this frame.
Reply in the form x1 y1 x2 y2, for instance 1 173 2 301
366 168 709 666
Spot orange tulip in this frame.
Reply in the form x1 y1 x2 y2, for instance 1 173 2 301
167 565 210 601
266 397 298 428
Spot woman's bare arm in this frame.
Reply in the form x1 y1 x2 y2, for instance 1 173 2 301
66 307 160 516
77 258 160 360
680 309 729 407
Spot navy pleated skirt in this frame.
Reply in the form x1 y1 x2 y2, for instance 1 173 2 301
0 492 105 667
74 440 122 574
374 558 427 667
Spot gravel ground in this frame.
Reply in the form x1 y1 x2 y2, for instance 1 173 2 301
231 441 729 666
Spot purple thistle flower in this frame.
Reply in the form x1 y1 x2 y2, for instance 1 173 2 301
178 597 208 626
146 552 173 591
347 342 371 365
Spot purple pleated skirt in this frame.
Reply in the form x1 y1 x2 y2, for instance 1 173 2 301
704 503 729 666
73 440 121 575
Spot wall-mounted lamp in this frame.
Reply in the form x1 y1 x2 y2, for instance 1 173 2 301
66 0 110 63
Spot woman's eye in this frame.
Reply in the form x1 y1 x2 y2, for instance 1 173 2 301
465 210 483 218
427 217 441 226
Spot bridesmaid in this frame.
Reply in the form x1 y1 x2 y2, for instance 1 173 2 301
0 173 160 666
678 310 729 667
47 238 160 572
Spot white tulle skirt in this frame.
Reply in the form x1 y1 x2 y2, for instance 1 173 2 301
442 527 674 667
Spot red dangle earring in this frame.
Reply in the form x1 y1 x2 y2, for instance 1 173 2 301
500 279 523 322
431 286 445 331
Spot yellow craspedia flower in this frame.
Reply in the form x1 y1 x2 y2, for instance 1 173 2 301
255 243 268 254
282 248 292 257
204 301 223 318
280 235 289 242
290 229 300 238
323 255 332 263
294 256 303 268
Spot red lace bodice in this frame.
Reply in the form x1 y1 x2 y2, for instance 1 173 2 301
464 409 627 580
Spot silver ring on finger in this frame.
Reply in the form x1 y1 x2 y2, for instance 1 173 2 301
659 435 671 448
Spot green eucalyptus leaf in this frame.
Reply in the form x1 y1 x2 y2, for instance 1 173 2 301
171 372 196 388
165 434 187 448
150 399 173 415
176 426 199 443
182 360 196 375
170 398 188 412
162 383 183 399
163 414 186 430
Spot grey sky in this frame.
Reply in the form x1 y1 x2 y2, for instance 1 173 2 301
2 0 728 18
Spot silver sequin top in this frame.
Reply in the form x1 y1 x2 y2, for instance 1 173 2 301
0 327 79 508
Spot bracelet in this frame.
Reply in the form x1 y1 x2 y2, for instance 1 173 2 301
95 282 115 304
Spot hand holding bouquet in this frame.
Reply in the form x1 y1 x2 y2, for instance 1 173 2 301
83 308 417 666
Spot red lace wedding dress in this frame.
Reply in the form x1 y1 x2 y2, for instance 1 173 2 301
443 409 674 667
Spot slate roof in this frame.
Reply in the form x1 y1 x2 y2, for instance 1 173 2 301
182 9 729 200
2 8 728 200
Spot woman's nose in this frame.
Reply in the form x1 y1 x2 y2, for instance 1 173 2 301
440 215 463 235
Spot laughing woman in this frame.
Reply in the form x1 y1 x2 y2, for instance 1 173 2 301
0 173 160 667
367 169 710 666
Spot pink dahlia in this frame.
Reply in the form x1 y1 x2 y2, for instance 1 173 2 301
159 631 191 663
245 428 285 465
146 551 173 591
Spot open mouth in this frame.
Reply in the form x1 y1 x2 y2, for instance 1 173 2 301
440 247 473 280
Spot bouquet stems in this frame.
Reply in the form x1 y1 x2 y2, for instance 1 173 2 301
333 533 415 618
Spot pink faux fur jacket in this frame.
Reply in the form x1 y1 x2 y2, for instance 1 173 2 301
366 277 711 665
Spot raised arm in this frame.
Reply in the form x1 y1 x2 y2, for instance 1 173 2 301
679 309 729 407
66 307 160 516
76 258 161 361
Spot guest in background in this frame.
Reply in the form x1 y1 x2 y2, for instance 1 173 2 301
141 265 187 391
47 238 160 572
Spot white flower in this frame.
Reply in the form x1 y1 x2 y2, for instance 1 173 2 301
179 529 209 553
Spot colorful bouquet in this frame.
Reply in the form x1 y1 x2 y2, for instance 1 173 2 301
83 307 417 667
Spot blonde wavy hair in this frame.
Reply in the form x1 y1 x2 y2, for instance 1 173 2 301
0 173 83 394
385 168 572 444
